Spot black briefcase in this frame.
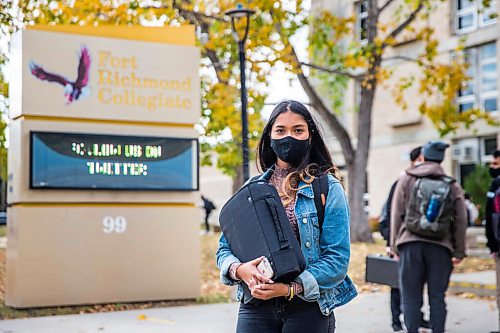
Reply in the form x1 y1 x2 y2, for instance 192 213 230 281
365 254 399 288
219 168 306 303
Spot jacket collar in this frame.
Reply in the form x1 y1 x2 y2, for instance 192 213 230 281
297 180 314 198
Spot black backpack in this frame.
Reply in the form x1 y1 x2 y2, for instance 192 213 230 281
219 168 329 304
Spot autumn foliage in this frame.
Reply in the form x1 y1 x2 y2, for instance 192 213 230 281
1 0 498 241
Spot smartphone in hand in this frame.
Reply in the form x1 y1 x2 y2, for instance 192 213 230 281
257 257 274 279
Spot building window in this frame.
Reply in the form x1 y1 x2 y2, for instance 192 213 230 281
458 48 476 112
357 0 368 43
459 163 476 187
454 136 497 183
480 0 497 26
455 0 496 34
484 137 498 156
480 43 497 112
458 42 498 113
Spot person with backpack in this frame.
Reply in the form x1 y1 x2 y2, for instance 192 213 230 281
216 100 357 333
379 146 430 332
390 140 467 333
201 195 216 234
485 149 500 333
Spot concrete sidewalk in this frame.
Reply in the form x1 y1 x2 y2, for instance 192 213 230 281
0 292 497 333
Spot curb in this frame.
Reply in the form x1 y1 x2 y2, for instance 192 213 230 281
448 280 496 297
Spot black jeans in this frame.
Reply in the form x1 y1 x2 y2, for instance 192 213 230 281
399 242 452 333
390 287 402 325
390 287 426 327
236 297 335 333
204 210 212 233
391 288 425 326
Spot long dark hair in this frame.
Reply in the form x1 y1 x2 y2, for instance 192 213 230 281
256 100 339 181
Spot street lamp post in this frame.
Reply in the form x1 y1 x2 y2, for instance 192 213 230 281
225 5 255 182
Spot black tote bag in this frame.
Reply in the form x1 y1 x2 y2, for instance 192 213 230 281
219 168 306 303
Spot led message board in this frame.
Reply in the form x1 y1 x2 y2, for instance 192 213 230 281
30 132 198 190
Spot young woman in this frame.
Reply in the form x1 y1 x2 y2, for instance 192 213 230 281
216 100 357 333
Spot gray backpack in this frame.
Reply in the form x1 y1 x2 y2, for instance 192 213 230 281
405 176 455 239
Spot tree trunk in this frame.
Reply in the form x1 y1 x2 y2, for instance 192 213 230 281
347 160 373 242
349 50 381 242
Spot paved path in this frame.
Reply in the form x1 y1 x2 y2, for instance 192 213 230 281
0 292 497 333
335 291 497 333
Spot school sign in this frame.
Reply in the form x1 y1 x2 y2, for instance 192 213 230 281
7 25 201 307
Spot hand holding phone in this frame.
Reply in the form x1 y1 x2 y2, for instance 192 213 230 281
257 257 274 279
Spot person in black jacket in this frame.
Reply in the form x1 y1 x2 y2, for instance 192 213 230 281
379 146 429 332
485 149 500 333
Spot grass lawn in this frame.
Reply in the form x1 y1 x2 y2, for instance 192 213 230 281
0 231 494 319
0 226 6 238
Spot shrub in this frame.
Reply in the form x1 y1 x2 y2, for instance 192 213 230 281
463 164 491 221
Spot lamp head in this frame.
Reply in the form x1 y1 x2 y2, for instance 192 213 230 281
225 4 255 19
225 4 255 43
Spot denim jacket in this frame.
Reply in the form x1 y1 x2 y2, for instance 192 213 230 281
216 174 357 316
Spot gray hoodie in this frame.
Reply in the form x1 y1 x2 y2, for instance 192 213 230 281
390 162 467 259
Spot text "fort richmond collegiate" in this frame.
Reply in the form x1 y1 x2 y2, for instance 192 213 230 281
96 50 193 111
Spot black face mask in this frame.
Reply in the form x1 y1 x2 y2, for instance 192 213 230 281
490 167 500 178
270 136 310 165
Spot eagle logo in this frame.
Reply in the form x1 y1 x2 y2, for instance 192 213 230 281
30 46 91 105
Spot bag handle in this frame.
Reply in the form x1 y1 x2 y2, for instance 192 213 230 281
264 197 289 249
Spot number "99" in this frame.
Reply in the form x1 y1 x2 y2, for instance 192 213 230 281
102 216 127 234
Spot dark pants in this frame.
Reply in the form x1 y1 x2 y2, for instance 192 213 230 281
390 287 402 325
236 297 335 333
399 242 452 333
204 210 212 233
390 287 426 327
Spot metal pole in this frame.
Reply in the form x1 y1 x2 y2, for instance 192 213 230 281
239 40 250 182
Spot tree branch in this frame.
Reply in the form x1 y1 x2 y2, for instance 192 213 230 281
382 1 424 48
202 49 228 84
295 71 355 166
167 1 225 23
300 62 364 80
170 3 228 86
176 7 225 22
289 47 355 165
378 0 395 14
269 7 355 164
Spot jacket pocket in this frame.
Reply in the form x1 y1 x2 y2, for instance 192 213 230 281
299 213 321 263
